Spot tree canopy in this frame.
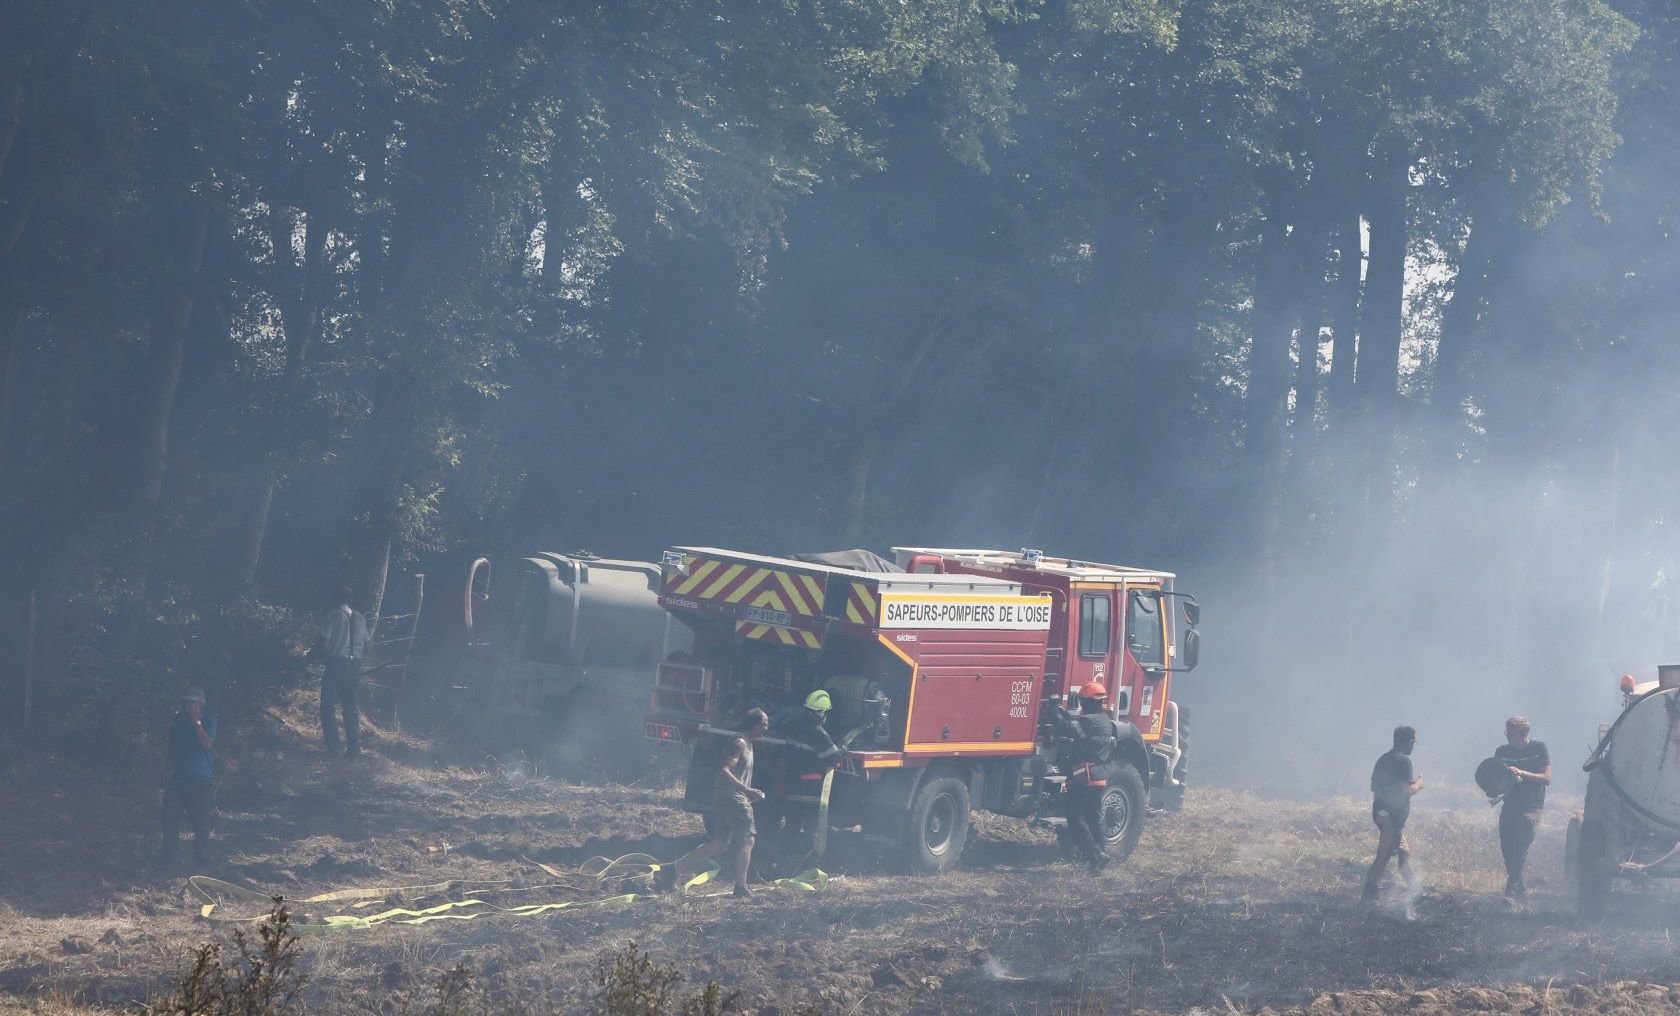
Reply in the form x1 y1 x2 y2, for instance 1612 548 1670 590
0 0 1672 754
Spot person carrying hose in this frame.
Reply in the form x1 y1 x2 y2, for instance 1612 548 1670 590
1056 682 1121 874
778 689 844 866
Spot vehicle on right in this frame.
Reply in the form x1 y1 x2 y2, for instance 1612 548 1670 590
1570 664 1680 915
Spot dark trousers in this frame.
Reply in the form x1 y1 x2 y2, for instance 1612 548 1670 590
779 796 821 860
321 656 361 754
1067 784 1108 864
163 777 214 861
1499 806 1541 892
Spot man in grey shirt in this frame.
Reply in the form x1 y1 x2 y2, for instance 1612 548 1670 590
316 585 369 756
1363 725 1423 903
661 708 769 898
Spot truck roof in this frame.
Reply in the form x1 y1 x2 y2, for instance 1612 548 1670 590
892 547 1177 583
671 547 1022 591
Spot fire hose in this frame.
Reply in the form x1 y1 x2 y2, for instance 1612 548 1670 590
187 854 828 931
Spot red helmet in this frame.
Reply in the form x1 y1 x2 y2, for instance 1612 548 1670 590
1078 682 1108 701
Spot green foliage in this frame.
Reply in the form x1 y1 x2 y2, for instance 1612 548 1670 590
592 940 740 1016
147 901 305 1016
0 0 1672 727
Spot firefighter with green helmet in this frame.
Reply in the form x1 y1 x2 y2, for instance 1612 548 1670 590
776 688 844 866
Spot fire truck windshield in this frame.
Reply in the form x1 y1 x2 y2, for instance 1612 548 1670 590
1126 589 1166 668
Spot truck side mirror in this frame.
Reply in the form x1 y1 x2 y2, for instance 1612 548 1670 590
1180 628 1200 671
1182 600 1200 627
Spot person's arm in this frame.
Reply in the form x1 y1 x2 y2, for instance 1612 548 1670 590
1403 758 1423 795
186 702 213 748
812 724 842 762
1507 746 1551 785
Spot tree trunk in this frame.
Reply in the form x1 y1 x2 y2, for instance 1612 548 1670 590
1283 232 1334 543
133 199 212 509
235 207 326 591
1354 158 1408 545
838 444 878 547
0 304 20 482
0 57 25 189
1429 208 1503 465
835 289 963 544
122 194 212 629
1324 210 1363 434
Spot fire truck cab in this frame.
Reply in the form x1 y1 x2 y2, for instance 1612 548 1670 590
645 546 1201 873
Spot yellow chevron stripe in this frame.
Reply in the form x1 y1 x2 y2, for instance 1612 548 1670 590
723 568 770 604
844 601 865 624
736 622 769 639
775 572 813 615
797 630 820 649
701 564 746 599
673 559 719 595
752 589 787 610
775 627 796 646
856 586 878 614
799 575 823 606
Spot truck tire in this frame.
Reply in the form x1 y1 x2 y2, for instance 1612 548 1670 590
1578 818 1612 919
1564 815 1581 892
903 776 971 874
1098 765 1147 861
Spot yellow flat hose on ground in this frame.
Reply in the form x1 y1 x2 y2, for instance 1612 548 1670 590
186 856 827 931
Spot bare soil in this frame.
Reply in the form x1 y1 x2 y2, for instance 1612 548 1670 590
7 694 1680 1014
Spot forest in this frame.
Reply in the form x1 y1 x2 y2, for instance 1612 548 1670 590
0 0 1675 758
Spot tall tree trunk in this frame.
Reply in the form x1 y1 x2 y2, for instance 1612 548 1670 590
1354 158 1408 546
0 57 25 189
836 289 964 545
123 195 212 621
1244 214 1302 601
236 207 326 591
1428 208 1504 468
0 304 21 482
1283 234 1334 543
1324 211 1363 435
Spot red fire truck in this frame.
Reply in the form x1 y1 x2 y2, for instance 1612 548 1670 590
644 546 1200 872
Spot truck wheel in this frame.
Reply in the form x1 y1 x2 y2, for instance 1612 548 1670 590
903 776 970 874
1578 818 1612 919
1099 766 1147 861
1564 815 1581 892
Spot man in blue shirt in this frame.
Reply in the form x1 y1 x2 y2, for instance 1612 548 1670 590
161 687 216 866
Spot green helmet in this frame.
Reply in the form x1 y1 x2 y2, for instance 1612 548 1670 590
804 689 832 713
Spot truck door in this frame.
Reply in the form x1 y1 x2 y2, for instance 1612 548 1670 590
1122 584 1169 738
1067 587 1118 707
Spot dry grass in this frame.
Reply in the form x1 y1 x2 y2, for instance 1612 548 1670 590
10 698 1680 1014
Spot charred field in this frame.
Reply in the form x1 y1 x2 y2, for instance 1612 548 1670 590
7 698 1680 1014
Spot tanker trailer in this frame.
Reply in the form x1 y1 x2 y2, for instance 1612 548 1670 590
489 552 692 775
1570 665 1680 916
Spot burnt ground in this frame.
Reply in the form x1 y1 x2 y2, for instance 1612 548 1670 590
7 695 1680 1013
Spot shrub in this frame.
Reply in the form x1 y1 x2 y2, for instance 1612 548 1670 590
592 941 740 1016
148 900 305 1016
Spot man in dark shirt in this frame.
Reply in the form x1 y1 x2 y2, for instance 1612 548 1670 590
1056 682 1123 874
1493 715 1550 898
161 687 217 866
778 690 844 865
1363 725 1423 903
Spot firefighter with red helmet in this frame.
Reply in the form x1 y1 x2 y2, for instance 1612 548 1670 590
1055 681 1122 874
